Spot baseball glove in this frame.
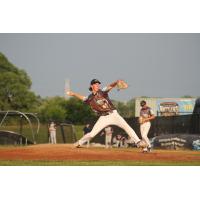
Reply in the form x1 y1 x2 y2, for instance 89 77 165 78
116 80 128 91
138 117 145 124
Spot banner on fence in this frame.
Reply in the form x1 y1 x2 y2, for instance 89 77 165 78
135 98 196 117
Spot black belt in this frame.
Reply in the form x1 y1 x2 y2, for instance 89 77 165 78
100 110 115 116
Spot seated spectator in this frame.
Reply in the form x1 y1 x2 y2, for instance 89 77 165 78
113 134 123 148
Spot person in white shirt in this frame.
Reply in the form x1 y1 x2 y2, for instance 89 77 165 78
101 126 113 148
49 122 57 144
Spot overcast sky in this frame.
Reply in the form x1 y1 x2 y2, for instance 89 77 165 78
0 33 199 101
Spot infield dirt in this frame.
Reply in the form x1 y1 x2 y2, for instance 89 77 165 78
0 144 200 165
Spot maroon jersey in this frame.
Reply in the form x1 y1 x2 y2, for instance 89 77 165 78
84 89 116 116
140 106 154 118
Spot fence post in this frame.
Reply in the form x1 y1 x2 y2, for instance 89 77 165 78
19 137 22 145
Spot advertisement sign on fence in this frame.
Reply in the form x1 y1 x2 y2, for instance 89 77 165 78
135 98 196 117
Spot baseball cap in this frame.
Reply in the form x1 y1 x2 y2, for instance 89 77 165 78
90 79 101 85
89 79 101 91
140 100 146 106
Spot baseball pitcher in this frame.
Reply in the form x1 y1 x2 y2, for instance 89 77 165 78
66 79 147 148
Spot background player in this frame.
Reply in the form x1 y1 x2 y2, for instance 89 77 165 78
101 126 113 148
139 100 155 152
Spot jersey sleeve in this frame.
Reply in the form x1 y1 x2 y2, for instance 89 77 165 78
83 96 90 104
101 88 109 98
149 108 154 116
102 86 109 92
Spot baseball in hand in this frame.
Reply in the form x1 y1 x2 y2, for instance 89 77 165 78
66 91 71 96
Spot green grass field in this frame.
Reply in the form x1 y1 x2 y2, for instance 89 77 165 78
0 160 200 166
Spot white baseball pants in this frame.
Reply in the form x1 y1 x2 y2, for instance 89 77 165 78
50 131 57 144
140 121 151 148
105 134 112 148
78 110 140 145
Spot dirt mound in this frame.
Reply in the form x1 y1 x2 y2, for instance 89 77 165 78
0 144 200 163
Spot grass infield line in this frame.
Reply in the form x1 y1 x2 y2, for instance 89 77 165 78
1 160 200 166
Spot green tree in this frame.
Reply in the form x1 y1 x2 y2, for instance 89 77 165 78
112 99 135 118
126 99 135 117
115 101 128 117
181 95 193 98
65 97 96 124
37 96 96 124
0 52 40 111
38 96 67 122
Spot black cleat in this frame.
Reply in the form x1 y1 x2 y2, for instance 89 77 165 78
74 142 82 148
147 147 152 152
